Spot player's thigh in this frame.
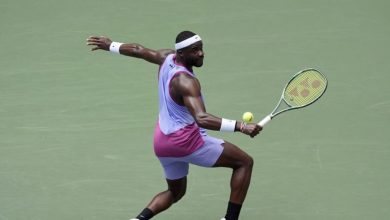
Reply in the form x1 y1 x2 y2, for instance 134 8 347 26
158 157 189 180
213 141 253 169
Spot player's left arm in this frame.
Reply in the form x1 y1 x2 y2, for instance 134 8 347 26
86 36 174 65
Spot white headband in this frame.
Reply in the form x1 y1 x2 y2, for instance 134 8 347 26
175 35 202 50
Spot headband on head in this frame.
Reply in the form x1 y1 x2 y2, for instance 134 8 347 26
175 35 202 50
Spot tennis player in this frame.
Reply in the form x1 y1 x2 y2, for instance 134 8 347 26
87 31 262 220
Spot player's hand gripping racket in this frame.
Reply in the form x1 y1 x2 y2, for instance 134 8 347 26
258 68 328 127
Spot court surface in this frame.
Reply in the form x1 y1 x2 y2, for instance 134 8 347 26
1 0 389 219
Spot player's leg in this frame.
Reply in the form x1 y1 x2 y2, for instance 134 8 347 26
213 141 254 220
184 136 252 220
146 177 187 214
132 160 188 220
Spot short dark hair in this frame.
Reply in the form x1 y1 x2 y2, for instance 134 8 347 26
175 31 197 43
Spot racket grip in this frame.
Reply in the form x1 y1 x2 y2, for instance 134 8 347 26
258 115 272 127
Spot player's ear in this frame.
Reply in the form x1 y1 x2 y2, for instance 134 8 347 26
176 49 184 57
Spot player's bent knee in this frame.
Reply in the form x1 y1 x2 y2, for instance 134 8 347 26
167 177 187 203
172 190 186 203
236 153 254 167
243 155 254 169
230 155 254 170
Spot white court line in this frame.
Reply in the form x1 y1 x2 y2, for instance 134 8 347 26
316 146 323 169
367 100 390 109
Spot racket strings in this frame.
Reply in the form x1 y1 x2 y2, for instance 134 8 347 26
284 70 327 107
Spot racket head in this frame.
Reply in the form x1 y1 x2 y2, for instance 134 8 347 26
283 68 327 108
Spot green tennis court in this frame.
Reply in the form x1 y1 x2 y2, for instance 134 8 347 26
1 0 389 219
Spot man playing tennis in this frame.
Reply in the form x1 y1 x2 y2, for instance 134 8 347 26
87 31 262 220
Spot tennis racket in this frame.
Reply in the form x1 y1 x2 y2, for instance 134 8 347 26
258 68 328 127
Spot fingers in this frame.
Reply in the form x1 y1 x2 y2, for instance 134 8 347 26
245 124 262 138
87 36 106 41
250 129 259 138
86 35 111 51
86 36 97 42
86 36 103 51
86 36 98 47
87 42 102 51
86 36 110 43
86 36 101 44
254 125 261 137
88 36 100 40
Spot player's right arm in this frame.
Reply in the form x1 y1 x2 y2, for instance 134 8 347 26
172 73 261 138
86 36 174 65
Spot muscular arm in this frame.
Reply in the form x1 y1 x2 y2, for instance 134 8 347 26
86 36 174 65
172 74 239 131
172 74 261 137
120 44 173 65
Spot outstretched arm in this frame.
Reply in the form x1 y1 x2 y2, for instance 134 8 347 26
86 36 174 65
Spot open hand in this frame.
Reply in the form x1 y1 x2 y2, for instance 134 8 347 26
86 36 112 51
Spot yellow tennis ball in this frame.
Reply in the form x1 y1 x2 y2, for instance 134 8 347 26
242 112 254 123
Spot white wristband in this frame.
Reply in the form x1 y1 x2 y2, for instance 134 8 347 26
220 118 236 132
109 42 123 54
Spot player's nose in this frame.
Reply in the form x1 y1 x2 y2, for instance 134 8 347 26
198 50 204 57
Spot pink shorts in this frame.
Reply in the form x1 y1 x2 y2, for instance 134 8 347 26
157 135 224 180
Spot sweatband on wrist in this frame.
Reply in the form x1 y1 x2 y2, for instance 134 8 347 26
220 118 236 132
109 42 123 54
175 35 202 50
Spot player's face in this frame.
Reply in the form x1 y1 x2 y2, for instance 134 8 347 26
184 41 204 67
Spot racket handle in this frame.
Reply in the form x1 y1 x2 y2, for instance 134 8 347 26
258 115 272 127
